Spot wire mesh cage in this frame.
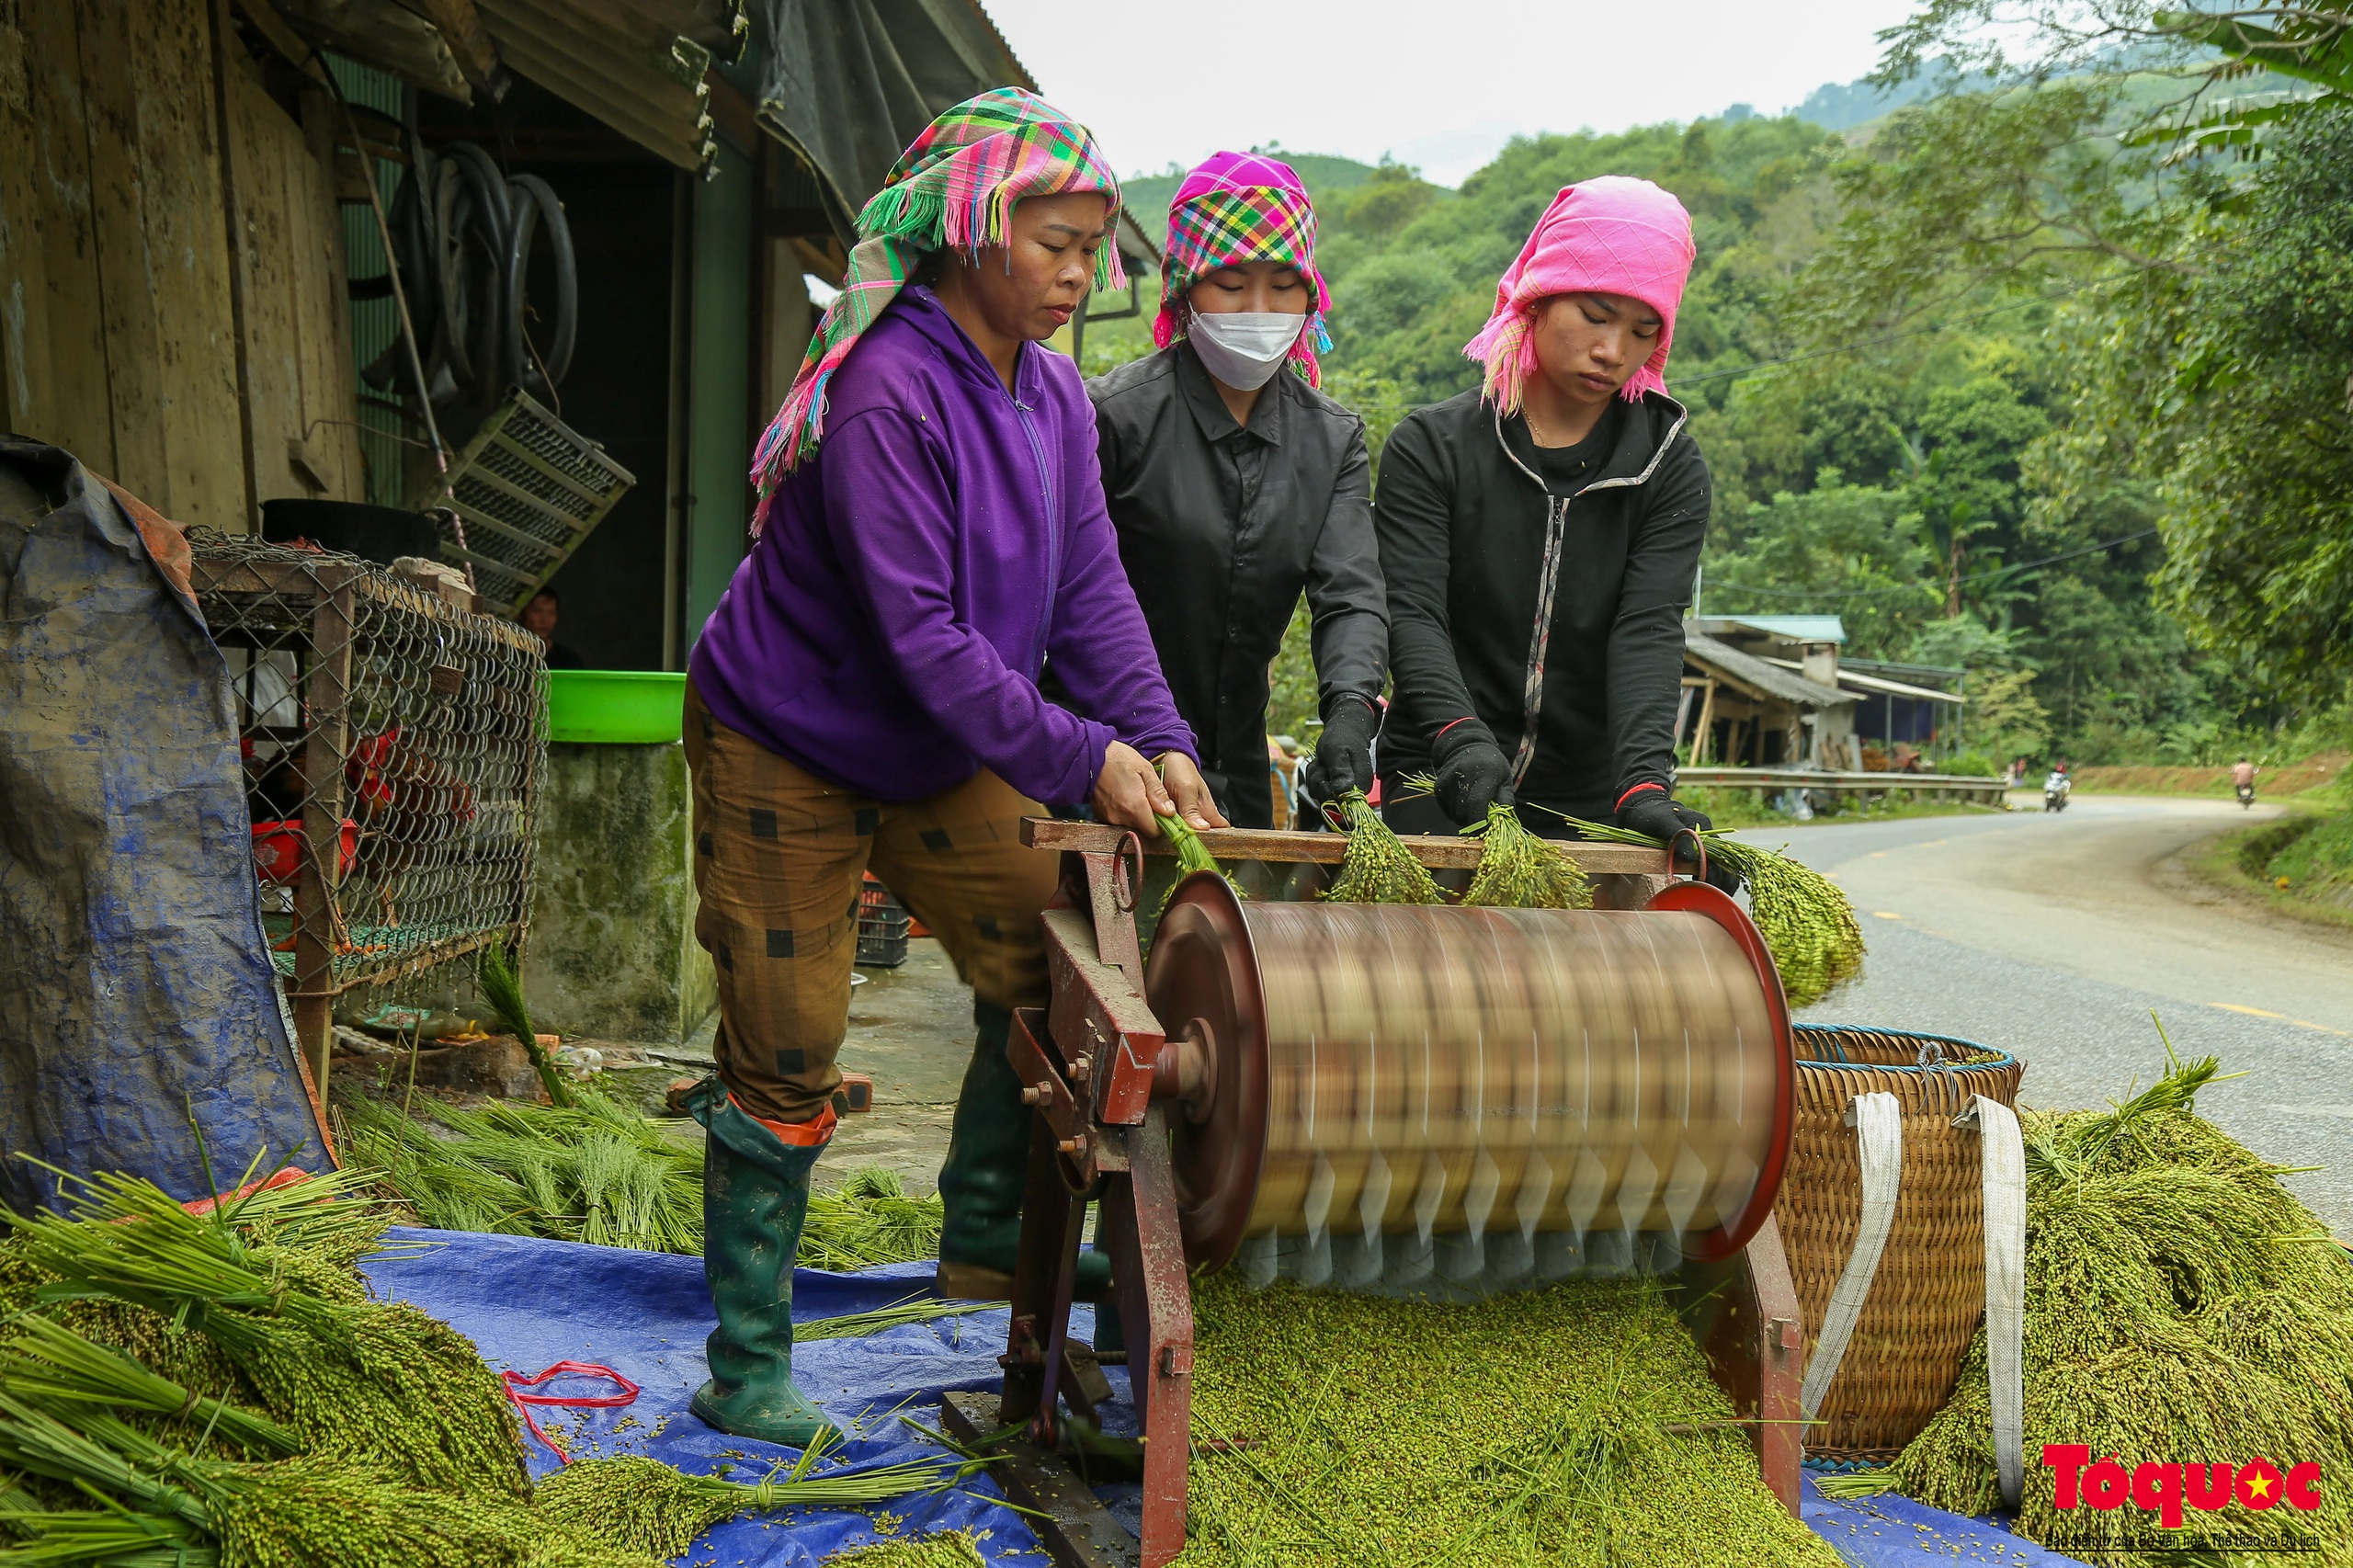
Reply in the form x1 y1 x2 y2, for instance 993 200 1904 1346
189 531 548 1068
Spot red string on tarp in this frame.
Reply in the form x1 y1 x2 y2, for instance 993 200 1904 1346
181 1167 313 1217
500 1360 641 1462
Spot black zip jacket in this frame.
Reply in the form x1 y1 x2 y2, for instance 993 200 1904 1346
1374 386 1707 822
1088 343 1387 827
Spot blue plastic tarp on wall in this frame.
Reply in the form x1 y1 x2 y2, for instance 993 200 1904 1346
358 1227 2086 1566
0 438 327 1215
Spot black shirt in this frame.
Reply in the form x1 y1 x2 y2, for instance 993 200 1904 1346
1373 387 1708 822
1087 343 1388 827
1527 398 1622 491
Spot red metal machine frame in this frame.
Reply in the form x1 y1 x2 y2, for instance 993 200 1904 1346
946 820 1809 1568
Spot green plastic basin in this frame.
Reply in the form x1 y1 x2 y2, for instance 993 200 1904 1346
547 670 688 744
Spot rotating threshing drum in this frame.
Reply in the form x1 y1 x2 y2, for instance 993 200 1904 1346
972 826 1811 1567
1145 876 1796 1284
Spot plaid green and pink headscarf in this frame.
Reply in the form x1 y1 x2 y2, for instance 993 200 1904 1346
751 88 1125 533
1153 151 1331 388
1464 176 1695 415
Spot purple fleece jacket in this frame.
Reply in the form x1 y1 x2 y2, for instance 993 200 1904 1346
689 285 1196 806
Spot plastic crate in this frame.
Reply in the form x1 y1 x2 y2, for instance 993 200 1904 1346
857 875 911 967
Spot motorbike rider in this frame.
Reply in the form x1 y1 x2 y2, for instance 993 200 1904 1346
2232 755 2257 807
2043 761 2072 812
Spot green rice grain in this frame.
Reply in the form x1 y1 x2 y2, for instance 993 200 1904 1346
1323 791 1444 906
1181 1273 1840 1567
823 1531 988 1567
1552 816 1863 1006
1462 804 1592 911
1882 1047 2353 1565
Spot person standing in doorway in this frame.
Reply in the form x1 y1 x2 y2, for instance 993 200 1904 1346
1087 152 1386 826
519 586 584 669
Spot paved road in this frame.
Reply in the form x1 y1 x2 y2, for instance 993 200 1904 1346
1733 794 2353 1234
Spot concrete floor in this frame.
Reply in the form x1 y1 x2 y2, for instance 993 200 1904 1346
827 940 975 1192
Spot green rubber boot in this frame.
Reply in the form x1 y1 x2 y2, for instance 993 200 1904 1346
936 1002 1110 1300
683 1076 838 1447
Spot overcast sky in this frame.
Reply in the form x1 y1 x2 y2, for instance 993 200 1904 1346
983 0 1925 186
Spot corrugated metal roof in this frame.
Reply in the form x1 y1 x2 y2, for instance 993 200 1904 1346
474 0 722 172
271 0 739 172
1760 655 1965 703
1696 613 1847 644
1685 629 1857 710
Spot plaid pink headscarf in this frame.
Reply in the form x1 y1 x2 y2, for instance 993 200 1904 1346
1152 151 1332 387
1463 176 1695 414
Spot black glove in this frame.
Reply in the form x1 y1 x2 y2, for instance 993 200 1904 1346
1618 790 1742 894
1301 696 1378 807
1431 718 1515 827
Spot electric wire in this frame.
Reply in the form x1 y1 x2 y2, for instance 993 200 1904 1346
1710 527 2162 606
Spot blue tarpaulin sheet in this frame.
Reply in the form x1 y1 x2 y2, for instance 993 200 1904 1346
0 438 326 1217
1802 1475 2090 1567
358 1228 2086 1567
361 1230 1100 1564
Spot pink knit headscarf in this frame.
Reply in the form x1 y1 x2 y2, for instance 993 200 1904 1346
1151 151 1332 386
1462 176 1696 414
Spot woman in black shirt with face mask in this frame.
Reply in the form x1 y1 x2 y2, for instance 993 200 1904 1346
1086 152 1386 829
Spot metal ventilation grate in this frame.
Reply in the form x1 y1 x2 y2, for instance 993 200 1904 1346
427 390 634 616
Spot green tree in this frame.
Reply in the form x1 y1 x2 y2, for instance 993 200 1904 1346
1703 476 1943 657
1344 161 1440 239
1968 667 2053 761
2148 109 2353 686
1910 372 2052 613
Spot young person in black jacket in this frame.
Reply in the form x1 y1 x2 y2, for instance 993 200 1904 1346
1375 177 1725 873
1089 152 1386 829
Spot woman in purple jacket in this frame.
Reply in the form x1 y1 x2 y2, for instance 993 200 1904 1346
680 90 1221 1445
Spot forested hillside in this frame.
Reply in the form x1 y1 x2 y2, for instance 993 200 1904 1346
1091 63 2343 767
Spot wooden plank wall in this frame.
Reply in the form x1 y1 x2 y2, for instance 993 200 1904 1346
0 0 361 525
220 66 365 506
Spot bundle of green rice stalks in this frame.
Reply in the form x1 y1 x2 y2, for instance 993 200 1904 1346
338 1087 706 1255
796 1296 994 1342
3 1168 526 1502
342 1080 948 1272
1462 802 1591 910
1321 790 1443 906
0 1312 298 1457
479 942 574 1109
1154 812 1244 912
533 1436 971 1559
1557 816 1862 1006
0 1167 376 1411
799 1167 946 1272
823 1530 988 1566
1857 1043 2353 1565
0 1392 658 1568
1182 1272 1839 1567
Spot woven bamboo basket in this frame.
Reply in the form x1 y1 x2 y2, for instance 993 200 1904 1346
1774 1024 2024 1462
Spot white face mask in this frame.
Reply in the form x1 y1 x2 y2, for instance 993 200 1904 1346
1187 310 1306 392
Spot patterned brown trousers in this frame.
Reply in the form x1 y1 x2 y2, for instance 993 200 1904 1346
683 681 1057 1127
